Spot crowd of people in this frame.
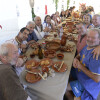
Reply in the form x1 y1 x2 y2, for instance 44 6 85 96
0 4 100 100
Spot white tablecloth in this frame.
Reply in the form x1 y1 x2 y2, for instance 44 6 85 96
19 40 76 100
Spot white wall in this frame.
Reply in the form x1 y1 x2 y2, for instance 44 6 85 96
0 0 19 31
34 0 56 23
16 0 32 29
0 0 19 44
0 0 32 44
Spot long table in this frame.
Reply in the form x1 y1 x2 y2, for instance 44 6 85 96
19 39 76 100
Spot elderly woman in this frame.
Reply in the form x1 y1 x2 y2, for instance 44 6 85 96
83 14 94 28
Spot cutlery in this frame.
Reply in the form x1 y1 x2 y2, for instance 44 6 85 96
38 73 46 80
25 70 46 80
25 70 38 74
54 64 59 69
58 61 64 71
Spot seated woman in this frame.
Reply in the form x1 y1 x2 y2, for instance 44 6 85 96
83 14 94 29
60 10 66 22
43 15 55 35
55 11 61 24
51 14 58 26
65 10 70 18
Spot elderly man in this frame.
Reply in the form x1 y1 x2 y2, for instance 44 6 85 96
26 21 38 42
0 43 31 100
92 14 100 28
34 16 49 39
70 23 100 81
69 29 100 100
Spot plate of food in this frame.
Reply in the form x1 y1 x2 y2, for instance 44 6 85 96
27 40 39 48
60 44 74 52
45 41 60 51
52 39 61 44
66 22 74 26
39 58 52 68
45 37 54 43
67 34 74 41
26 69 41 83
25 59 39 70
44 50 56 59
52 61 67 72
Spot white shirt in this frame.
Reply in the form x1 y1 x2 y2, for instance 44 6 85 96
43 23 52 35
34 26 45 40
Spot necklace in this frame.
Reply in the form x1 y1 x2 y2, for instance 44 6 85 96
15 36 21 45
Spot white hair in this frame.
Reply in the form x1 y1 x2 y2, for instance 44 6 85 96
34 16 41 22
93 14 100 19
0 43 15 56
27 21 35 26
87 28 100 38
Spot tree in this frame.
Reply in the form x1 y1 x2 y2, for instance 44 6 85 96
29 0 35 21
32 8 36 21
53 0 59 11
67 0 70 9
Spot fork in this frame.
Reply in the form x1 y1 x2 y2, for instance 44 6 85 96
54 64 59 69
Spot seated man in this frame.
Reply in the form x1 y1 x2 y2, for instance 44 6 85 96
0 43 31 100
92 14 100 29
6 27 30 76
70 23 100 81
34 16 49 39
70 28 100 100
6 27 30 54
76 22 100 59
26 21 38 42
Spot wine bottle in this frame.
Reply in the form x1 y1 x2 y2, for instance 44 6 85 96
38 45 43 59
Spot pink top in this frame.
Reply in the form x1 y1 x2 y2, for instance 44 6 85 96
76 34 87 54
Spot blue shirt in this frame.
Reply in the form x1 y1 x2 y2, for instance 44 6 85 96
27 31 38 42
76 45 100 100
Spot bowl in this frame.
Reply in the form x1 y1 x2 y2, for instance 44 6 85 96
45 41 60 51
44 50 56 59
57 53 64 60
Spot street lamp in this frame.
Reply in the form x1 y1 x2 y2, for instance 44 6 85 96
29 0 36 21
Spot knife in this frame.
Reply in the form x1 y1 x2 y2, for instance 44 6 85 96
58 61 64 71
